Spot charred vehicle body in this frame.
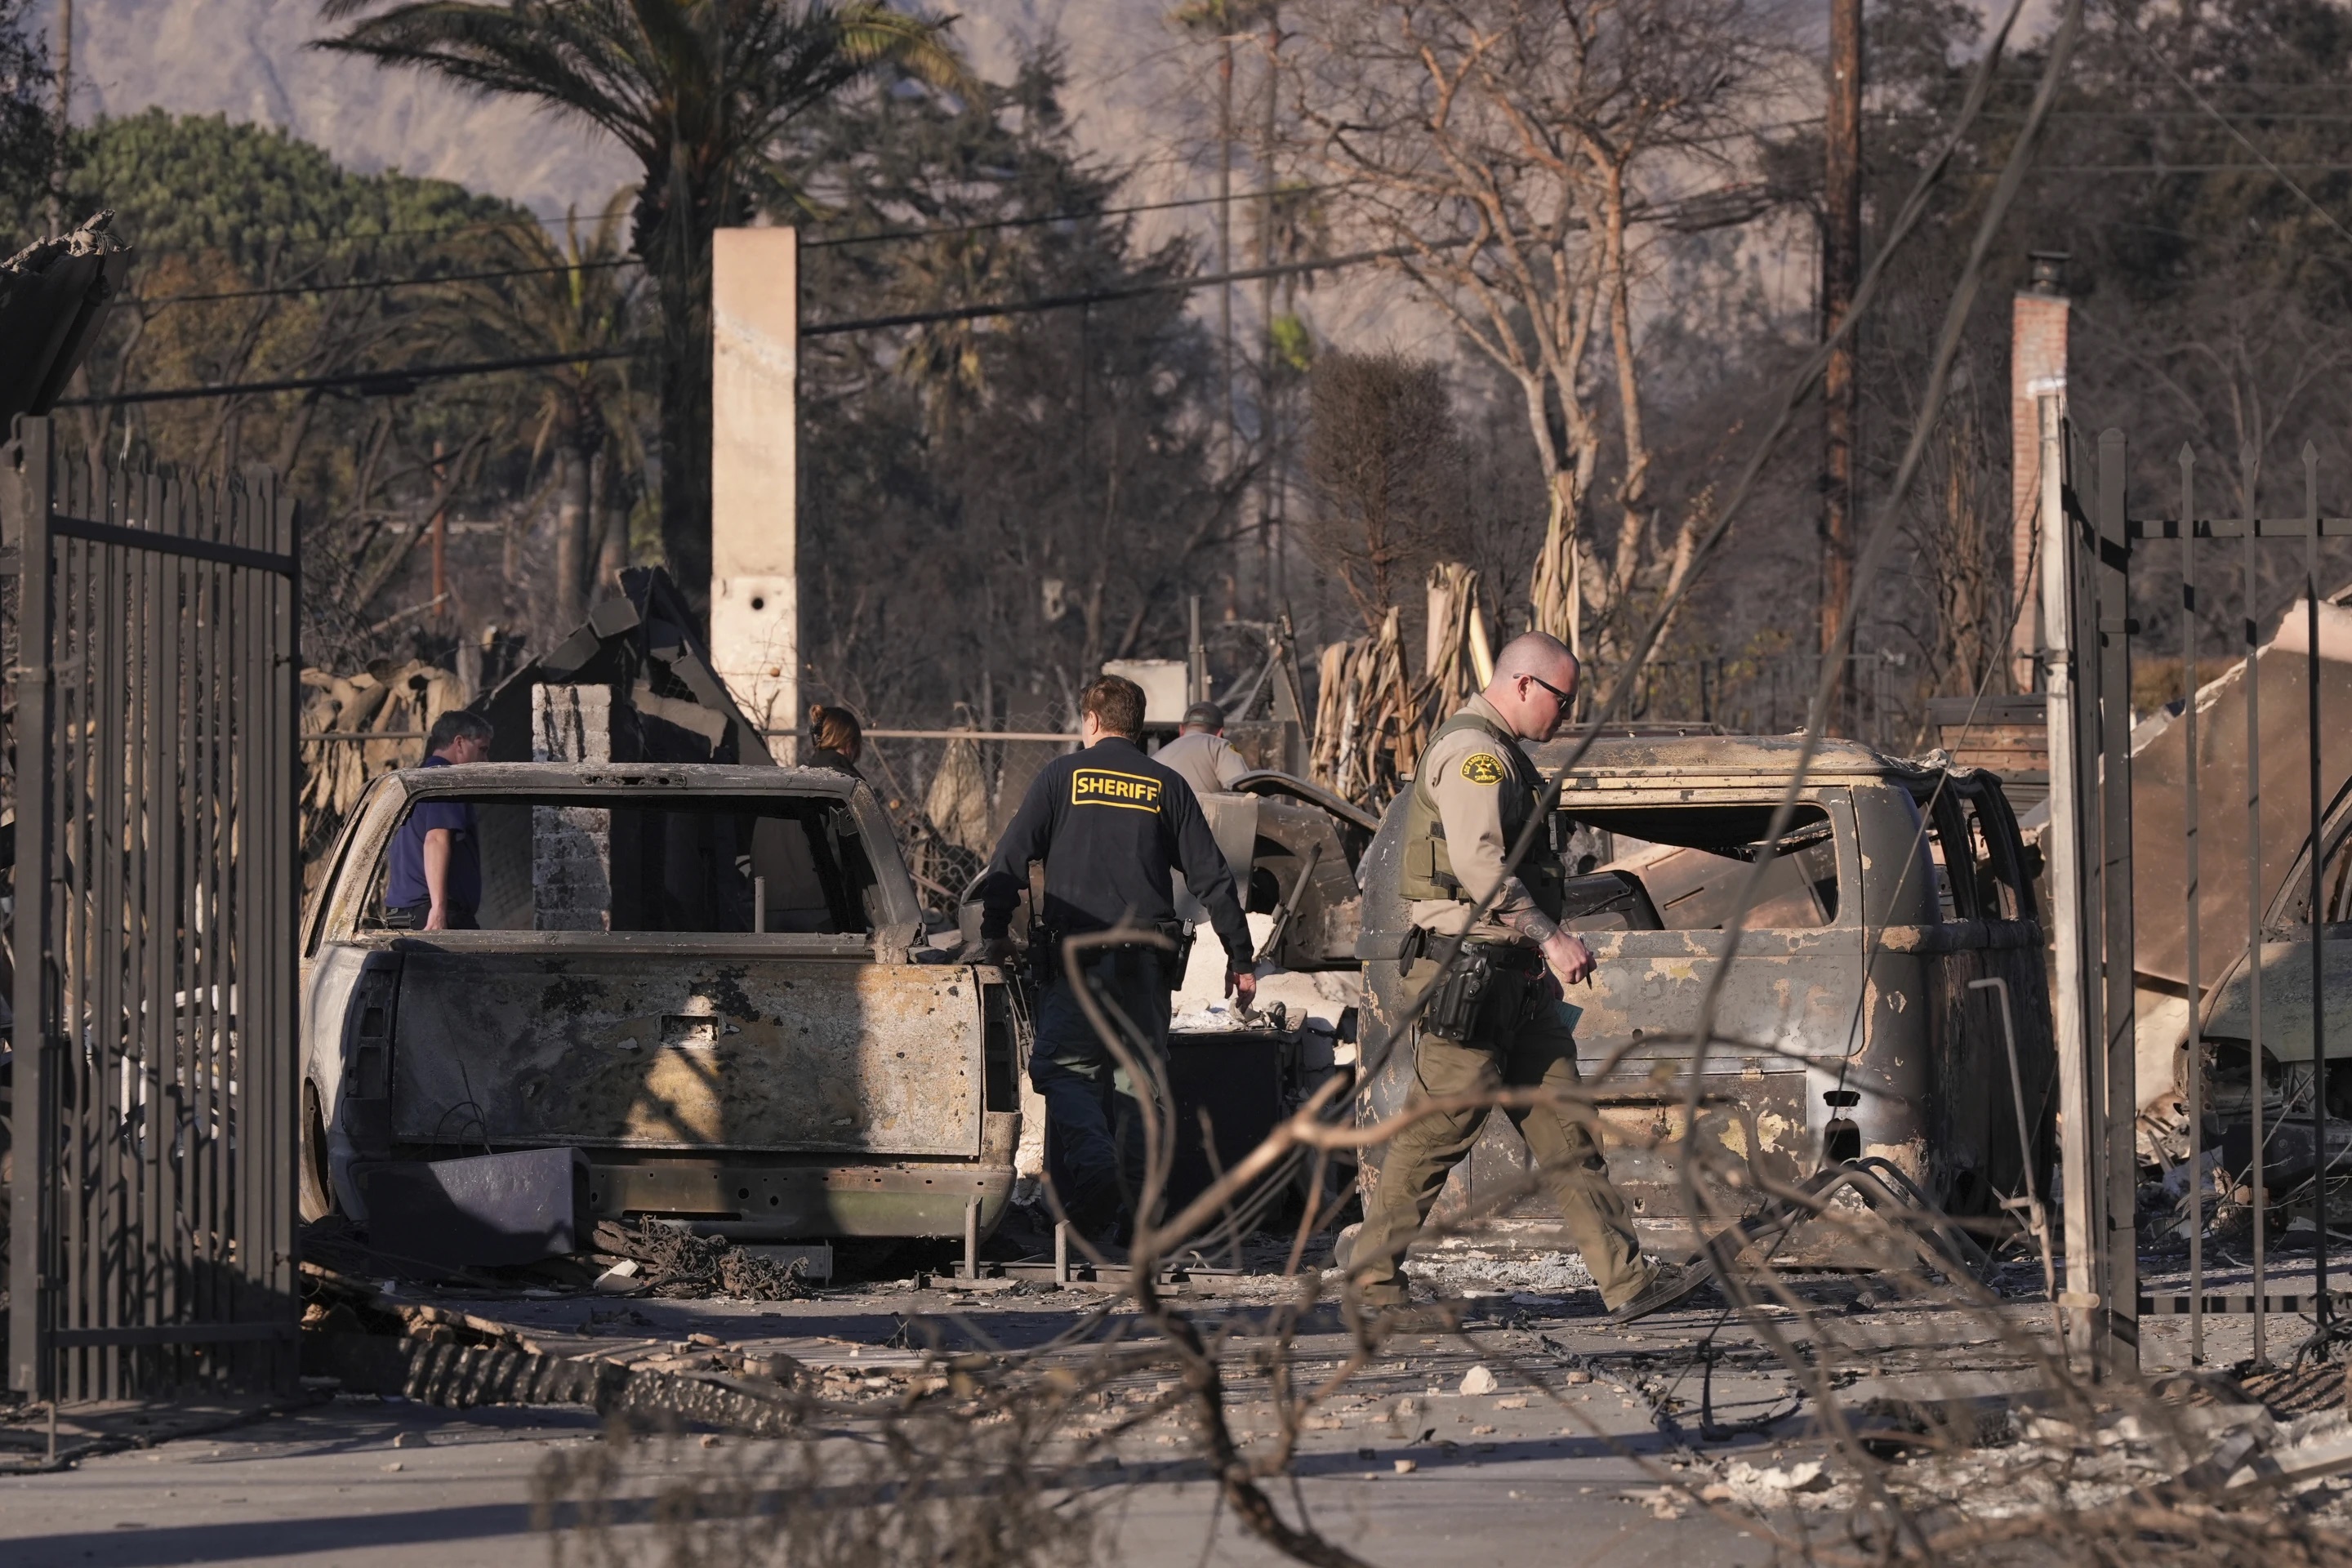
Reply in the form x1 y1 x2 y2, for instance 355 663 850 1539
2196 782 2352 1192
1353 735 2057 1257
301 764 1026 1245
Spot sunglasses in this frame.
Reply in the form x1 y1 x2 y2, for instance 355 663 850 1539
1524 672 1574 708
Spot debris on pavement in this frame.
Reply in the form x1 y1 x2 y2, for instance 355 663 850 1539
589 1218 815 1301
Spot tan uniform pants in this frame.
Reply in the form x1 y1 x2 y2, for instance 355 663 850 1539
1351 956 1650 1308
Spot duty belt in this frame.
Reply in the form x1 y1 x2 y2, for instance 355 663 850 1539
1405 927 1543 971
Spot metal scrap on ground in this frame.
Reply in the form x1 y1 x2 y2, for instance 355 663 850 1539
590 1218 815 1301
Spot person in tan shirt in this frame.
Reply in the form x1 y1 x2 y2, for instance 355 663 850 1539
1156 702 1247 800
1343 633 1703 1323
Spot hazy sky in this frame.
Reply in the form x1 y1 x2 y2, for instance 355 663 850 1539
38 0 1187 220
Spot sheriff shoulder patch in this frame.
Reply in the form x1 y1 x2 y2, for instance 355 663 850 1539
1460 752 1506 786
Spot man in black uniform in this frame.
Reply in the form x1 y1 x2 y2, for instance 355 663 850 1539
978 675 1258 1243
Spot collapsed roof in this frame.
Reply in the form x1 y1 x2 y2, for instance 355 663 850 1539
0 212 131 427
477 568 774 767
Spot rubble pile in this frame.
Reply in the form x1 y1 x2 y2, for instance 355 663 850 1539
591 1218 814 1301
1757 1377 2352 1534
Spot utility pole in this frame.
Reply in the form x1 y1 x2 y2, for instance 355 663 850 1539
1821 0 1862 732
430 439 449 627
47 0 69 236
1251 20 1270 620
1218 33 1236 459
1258 12 1279 620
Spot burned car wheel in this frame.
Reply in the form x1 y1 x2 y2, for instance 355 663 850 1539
299 1083 337 1223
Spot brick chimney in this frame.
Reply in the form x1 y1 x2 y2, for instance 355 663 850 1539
2010 251 2069 692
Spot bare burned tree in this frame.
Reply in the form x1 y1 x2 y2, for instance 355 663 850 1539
1301 347 1465 635
1898 375 2011 719
1278 0 1782 667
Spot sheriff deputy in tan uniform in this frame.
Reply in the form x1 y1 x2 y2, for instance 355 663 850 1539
1343 632 1704 1323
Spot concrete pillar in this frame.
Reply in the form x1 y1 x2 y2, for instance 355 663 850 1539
710 227 800 761
2011 252 2069 692
532 684 613 929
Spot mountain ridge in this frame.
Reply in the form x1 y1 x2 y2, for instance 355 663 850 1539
40 0 1187 220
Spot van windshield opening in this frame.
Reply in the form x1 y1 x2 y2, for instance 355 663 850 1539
365 793 880 935
1558 804 1839 931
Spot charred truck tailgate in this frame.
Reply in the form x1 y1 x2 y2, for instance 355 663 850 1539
300 763 1023 1243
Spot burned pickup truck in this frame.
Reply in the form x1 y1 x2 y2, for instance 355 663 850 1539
300 763 1023 1254
1354 735 2056 1257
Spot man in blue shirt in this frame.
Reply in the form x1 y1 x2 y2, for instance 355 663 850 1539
385 710 494 930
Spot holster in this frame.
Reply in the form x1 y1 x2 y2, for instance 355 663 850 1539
1422 943 1494 1039
1155 919 1195 988
1417 937 1545 1043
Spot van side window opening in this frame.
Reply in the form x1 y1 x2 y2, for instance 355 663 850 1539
1557 804 1841 931
363 795 875 935
1925 793 1977 923
1953 794 2019 922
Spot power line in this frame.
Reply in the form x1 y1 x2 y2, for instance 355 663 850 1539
209 208 590 249
69 186 1780 402
800 181 1353 251
2026 162 2352 172
2103 2 2352 270
55 347 643 407
144 256 636 307
65 246 1392 403
801 245 1418 337
118 185 1351 310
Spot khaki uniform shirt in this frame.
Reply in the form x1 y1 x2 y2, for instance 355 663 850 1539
1156 730 1246 801
1405 694 1560 947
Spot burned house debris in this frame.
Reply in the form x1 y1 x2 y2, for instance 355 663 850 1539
0 212 130 430
2127 591 2352 1176
473 567 774 768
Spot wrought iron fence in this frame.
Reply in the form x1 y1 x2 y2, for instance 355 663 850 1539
2047 411 2352 1376
5 416 301 1400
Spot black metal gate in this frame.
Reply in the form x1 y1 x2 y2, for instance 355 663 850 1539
5 416 301 1399
2047 411 2351 1375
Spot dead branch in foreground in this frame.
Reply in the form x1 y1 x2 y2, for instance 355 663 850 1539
522 926 2352 1566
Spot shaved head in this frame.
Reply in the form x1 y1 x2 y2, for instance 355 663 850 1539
1492 632 1578 686
1482 631 1580 742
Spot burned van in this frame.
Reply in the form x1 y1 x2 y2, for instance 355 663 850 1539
1353 736 2056 1255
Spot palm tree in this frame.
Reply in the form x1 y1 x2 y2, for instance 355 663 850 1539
317 0 963 609
462 198 647 628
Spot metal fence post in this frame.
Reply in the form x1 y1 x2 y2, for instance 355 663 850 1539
2095 427 2139 1378
2243 445 2268 1365
2042 403 2102 1369
2179 443 2204 1364
2303 443 2330 1335
7 416 54 1399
